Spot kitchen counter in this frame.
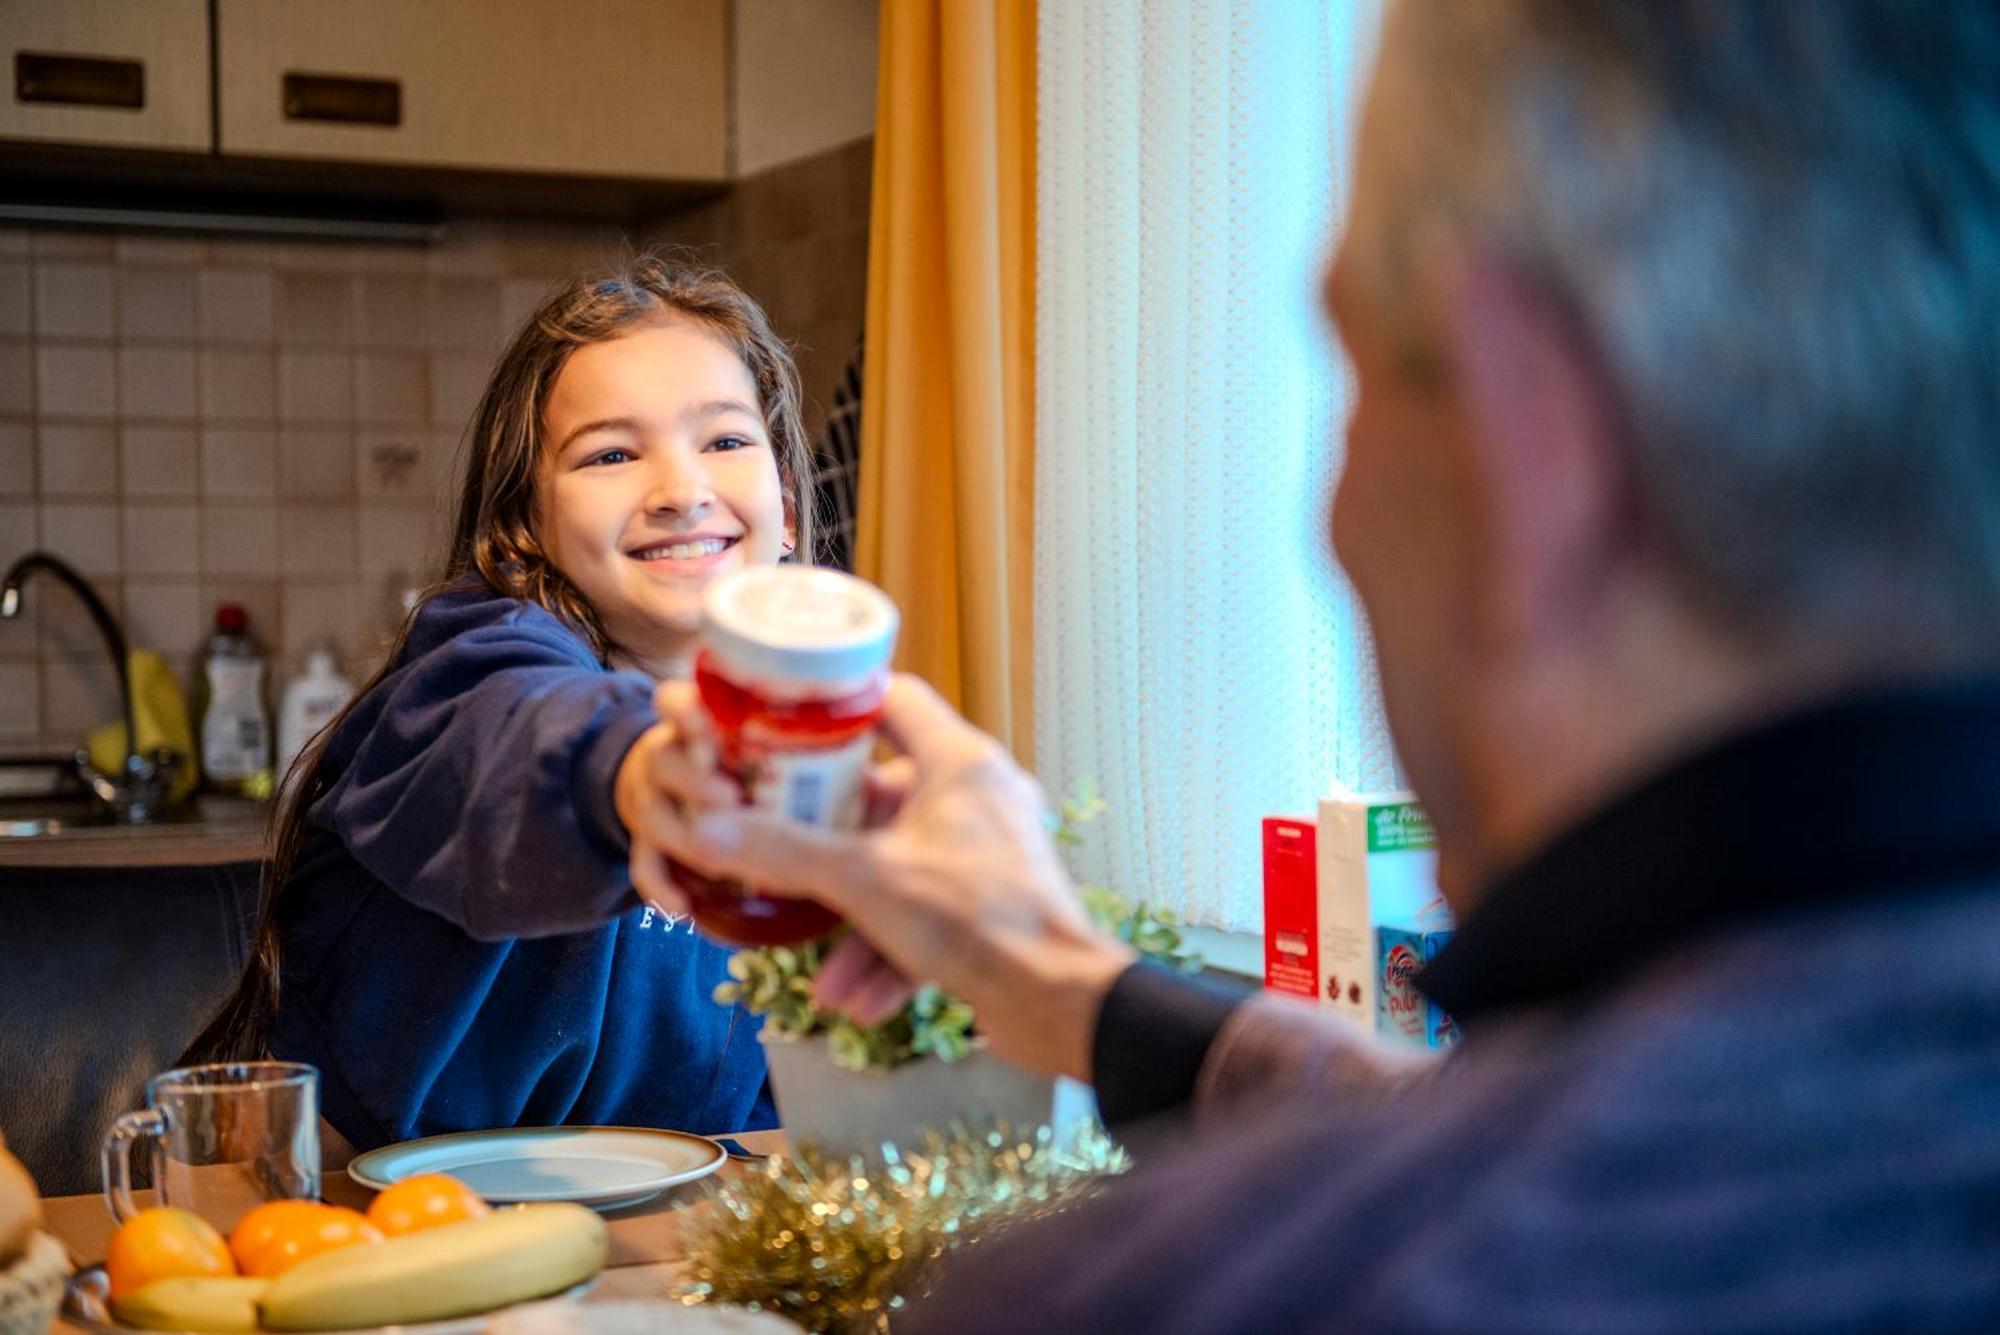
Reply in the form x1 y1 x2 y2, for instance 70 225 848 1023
0 796 269 868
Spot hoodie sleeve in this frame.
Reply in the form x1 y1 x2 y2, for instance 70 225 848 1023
310 587 657 941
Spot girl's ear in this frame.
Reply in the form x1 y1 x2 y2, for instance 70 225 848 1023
780 490 798 559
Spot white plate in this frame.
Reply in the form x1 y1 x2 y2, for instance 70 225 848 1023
348 1126 726 1211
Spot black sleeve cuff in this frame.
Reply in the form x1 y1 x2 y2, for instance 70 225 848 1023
1090 960 1250 1129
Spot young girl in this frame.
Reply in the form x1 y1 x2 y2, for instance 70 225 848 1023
183 256 813 1151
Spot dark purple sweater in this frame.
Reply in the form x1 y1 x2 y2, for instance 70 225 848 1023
912 679 2000 1332
269 579 774 1149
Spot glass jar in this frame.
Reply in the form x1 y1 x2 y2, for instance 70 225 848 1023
673 567 899 946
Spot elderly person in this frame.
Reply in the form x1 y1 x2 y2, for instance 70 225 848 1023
629 1 2000 1328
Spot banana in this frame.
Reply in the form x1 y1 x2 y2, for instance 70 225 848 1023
258 1203 606 1332
113 1276 270 1332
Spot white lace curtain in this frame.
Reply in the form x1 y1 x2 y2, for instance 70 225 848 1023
1035 0 1394 931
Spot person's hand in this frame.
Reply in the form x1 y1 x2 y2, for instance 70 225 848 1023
644 674 1137 1082
612 714 734 917
615 698 917 922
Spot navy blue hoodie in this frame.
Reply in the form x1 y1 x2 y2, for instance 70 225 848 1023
268 579 773 1149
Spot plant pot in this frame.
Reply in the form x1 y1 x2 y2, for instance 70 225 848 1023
759 1031 1095 1160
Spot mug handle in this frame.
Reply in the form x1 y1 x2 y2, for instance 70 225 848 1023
101 1108 165 1223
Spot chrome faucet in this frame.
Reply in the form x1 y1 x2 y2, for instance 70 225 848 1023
1 551 183 823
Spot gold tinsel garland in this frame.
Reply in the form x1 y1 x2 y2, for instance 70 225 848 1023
678 1124 1129 1334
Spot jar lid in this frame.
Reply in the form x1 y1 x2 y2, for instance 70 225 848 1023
701 567 899 689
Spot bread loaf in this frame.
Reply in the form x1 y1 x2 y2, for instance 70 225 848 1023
0 1130 41 1268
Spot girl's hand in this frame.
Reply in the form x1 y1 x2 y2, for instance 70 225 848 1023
621 685 920 922
613 706 735 917
641 674 1136 1082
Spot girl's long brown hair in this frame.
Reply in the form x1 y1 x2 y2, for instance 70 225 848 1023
180 253 818 1065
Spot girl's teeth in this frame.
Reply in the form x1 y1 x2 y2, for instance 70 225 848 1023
645 539 728 560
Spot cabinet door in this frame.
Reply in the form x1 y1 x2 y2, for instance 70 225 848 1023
0 0 210 151
216 0 727 181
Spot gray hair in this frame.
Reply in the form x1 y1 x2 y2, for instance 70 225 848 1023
1370 0 2000 665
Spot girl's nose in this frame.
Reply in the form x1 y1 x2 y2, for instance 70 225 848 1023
645 449 715 516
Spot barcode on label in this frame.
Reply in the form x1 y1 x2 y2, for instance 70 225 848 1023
787 769 826 823
753 734 873 831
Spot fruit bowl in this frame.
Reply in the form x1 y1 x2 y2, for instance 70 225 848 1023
61 1266 594 1335
87 1193 606 1335
0 1233 71 1335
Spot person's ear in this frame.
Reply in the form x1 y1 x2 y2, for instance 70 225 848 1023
780 493 798 559
1434 248 1632 653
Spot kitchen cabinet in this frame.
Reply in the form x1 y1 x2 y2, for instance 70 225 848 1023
216 0 727 182
1 0 727 200
0 0 211 152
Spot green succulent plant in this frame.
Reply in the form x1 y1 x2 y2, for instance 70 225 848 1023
714 780 1199 1072
714 941 979 1072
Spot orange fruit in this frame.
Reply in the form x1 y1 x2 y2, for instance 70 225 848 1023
364 1174 491 1237
106 1207 236 1297
227 1200 383 1277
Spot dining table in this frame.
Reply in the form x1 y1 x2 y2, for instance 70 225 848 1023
34 1128 788 1335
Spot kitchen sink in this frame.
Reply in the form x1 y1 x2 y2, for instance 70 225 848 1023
0 791 210 838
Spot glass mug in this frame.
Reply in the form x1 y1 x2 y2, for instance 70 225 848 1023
101 1062 320 1232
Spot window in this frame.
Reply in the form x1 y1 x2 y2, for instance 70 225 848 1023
1035 0 1394 931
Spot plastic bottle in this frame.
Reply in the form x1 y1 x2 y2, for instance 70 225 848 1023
277 648 354 785
198 603 272 798
672 567 900 946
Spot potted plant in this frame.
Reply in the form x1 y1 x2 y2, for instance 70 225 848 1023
715 787 1199 1158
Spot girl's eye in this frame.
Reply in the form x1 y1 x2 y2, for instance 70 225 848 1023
587 448 635 466
705 435 754 453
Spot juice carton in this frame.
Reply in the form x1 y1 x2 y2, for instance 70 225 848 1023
1261 817 1319 1001
1377 915 1459 1049
1261 788 1440 1031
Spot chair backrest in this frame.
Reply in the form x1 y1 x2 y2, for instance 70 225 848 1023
0 860 261 1197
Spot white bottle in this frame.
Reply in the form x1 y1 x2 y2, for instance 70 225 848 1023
200 603 272 797
278 648 354 782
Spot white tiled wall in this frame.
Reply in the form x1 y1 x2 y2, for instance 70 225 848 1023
0 219 632 747
0 140 872 751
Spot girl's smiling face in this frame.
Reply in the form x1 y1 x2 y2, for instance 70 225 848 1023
537 319 791 674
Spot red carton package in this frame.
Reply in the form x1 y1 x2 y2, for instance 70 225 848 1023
1261 817 1321 1002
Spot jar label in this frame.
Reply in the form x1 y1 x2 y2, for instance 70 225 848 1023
749 733 873 829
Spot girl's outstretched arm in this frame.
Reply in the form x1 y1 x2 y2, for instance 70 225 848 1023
315 585 656 939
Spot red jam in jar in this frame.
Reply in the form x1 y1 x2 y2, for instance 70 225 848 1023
673 567 899 946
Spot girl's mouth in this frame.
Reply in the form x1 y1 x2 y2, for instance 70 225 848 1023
628 536 740 570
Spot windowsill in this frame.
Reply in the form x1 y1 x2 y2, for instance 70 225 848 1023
1182 923 1262 982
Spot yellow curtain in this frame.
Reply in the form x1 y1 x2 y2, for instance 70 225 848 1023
856 0 1035 763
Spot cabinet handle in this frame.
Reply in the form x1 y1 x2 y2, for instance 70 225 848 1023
15 51 145 109
282 72 400 127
